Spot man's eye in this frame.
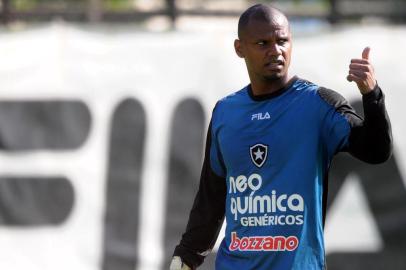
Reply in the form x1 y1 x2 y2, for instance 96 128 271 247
257 41 266 46
278 39 288 44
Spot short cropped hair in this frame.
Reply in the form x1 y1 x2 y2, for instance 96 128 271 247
238 4 286 39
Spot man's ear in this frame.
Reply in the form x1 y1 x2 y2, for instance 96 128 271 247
234 39 244 58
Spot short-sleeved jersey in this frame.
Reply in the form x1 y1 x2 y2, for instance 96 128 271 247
174 76 392 270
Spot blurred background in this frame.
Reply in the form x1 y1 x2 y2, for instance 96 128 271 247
0 0 405 270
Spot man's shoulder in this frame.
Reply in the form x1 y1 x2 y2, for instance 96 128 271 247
214 86 249 109
220 86 248 102
210 86 249 126
294 78 345 104
298 79 353 115
294 77 320 94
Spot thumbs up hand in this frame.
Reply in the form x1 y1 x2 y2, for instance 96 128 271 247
347 47 377 95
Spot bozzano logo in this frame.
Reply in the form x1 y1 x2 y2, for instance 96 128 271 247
229 232 299 252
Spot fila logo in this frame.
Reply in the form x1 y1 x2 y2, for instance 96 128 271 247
251 112 270 121
250 143 268 168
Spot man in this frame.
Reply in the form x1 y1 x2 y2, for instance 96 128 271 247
170 4 392 270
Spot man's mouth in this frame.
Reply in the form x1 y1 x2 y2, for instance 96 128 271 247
265 60 284 69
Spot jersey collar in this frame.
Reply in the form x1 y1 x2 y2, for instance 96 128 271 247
247 76 299 101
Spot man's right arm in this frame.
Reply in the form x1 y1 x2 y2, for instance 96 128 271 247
172 122 227 269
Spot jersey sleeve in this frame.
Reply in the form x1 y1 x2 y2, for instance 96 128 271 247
318 85 392 163
173 117 227 268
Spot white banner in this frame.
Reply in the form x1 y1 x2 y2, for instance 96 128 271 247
0 22 405 270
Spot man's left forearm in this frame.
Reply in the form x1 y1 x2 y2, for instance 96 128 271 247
348 85 392 164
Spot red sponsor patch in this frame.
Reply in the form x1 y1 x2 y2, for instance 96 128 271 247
229 232 299 251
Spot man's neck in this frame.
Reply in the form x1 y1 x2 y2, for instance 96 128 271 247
250 75 293 96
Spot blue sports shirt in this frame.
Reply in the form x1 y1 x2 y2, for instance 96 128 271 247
174 77 392 270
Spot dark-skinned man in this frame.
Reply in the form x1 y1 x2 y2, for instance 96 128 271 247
170 4 392 270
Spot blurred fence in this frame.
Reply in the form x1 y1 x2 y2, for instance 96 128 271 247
1 0 406 24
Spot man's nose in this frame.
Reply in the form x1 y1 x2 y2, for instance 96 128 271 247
267 43 281 56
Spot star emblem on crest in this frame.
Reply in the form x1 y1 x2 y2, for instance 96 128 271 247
250 143 268 168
